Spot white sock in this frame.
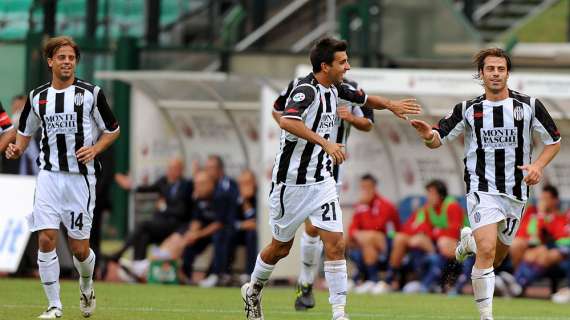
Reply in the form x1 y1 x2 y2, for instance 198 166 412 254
299 231 322 285
249 255 274 295
324 260 348 317
38 250 62 309
73 249 95 293
472 266 495 319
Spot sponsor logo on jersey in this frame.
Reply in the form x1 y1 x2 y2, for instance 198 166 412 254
45 112 78 134
513 105 524 121
480 127 518 149
292 92 305 102
318 113 336 133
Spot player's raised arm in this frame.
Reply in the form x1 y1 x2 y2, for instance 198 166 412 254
410 119 442 149
336 83 421 120
412 102 466 149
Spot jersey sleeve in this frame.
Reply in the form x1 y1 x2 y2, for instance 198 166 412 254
0 101 13 134
434 102 465 144
273 80 295 113
92 88 120 133
532 99 560 145
282 85 316 120
337 82 367 106
18 94 40 136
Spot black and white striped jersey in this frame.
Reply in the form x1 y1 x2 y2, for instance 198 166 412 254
18 79 119 175
0 102 14 134
274 77 374 185
435 90 561 202
271 73 368 185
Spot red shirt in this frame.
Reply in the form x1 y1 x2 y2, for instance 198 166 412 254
401 199 463 240
545 210 570 241
516 206 547 244
348 194 400 239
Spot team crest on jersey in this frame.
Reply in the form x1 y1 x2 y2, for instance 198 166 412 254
74 92 84 106
292 92 305 102
474 211 481 223
513 106 523 121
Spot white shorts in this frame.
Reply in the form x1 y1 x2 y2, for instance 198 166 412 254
268 178 342 242
466 192 526 246
29 170 96 239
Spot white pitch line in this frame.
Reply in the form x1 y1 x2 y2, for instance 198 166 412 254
1 304 568 320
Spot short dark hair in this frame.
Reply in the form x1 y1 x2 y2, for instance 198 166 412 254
361 173 377 185
426 180 448 199
310 37 348 73
542 185 559 199
473 47 511 80
43 36 81 62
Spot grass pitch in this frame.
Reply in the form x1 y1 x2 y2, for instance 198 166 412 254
0 278 567 319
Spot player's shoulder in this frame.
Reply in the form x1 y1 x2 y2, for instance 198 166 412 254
340 77 359 90
508 89 532 105
30 81 52 98
464 94 486 109
74 78 100 94
289 73 318 100
295 73 319 90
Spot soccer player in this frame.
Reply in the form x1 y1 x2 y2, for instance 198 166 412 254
410 48 560 320
5 36 120 319
241 37 420 320
273 77 375 310
0 101 16 153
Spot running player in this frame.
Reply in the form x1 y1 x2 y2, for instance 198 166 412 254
6 36 120 319
410 48 560 320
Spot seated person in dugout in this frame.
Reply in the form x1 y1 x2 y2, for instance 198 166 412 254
498 185 570 299
108 157 193 262
348 174 400 295
385 180 463 293
116 170 226 284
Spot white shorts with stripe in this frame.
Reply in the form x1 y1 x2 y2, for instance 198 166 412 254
268 178 342 242
28 170 96 239
466 192 526 246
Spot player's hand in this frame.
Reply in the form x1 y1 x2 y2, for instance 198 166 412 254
5 143 22 159
337 105 354 122
410 119 434 140
323 141 346 165
387 98 421 120
517 164 543 185
76 146 98 164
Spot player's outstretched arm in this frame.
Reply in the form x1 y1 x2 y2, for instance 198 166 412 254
410 119 442 149
5 132 31 159
0 128 16 153
518 142 560 186
76 130 120 164
366 96 421 120
280 117 345 164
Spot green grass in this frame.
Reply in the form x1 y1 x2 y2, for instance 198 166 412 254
511 0 569 43
0 278 568 319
